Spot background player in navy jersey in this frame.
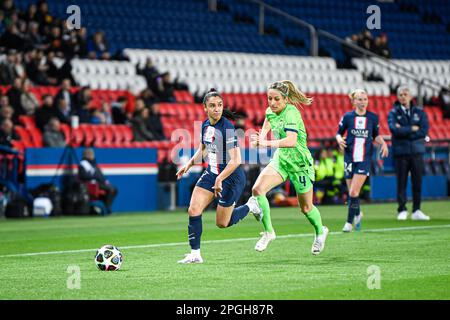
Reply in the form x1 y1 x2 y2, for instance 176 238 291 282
175 88 259 264
336 89 389 232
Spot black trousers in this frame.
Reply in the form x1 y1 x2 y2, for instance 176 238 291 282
99 183 118 213
394 154 424 213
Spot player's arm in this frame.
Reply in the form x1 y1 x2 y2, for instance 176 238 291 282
372 116 388 157
336 114 347 150
374 135 389 158
257 131 297 148
259 118 271 140
176 143 205 179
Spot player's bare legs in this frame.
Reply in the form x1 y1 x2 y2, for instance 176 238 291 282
297 189 329 255
251 165 284 251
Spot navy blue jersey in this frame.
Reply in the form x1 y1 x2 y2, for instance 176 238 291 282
337 110 380 163
201 117 239 175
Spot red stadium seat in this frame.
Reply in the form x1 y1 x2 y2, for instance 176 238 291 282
14 126 33 148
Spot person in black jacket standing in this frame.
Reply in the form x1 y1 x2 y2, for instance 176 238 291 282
78 148 118 213
388 86 430 221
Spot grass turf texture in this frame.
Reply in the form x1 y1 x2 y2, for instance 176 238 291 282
0 200 449 300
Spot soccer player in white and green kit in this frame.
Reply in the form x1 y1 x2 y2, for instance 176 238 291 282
247 80 329 255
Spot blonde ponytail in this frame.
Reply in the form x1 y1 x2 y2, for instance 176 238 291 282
281 80 313 107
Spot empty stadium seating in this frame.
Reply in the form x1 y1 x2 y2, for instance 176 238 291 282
124 49 391 96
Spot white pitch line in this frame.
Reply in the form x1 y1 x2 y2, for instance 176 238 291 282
1 224 449 258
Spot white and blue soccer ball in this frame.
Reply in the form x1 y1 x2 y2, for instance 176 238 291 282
94 245 123 271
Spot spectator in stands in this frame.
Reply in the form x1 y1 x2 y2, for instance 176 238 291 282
54 78 75 114
439 87 450 118
7 77 25 117
35 94 56 131
0 118 19 147
88 31 110 60
75 27 89 58
0 23 24 51
138 58 160 92
54 97 71 125
77 101 92 124
111 96 129 124
1 0 16 18
47 25 63 56
99 101 113 125
25 49 57 85
156 72 175 102
45 51 61 82
74 86 92 111
43 117 66 147
20 78 39 115
146 103 166 141
141 88 158 108
388 85 430 221
21 3 38 24
12 49 25 79
131 98 155 141
78 147 118 213
35 0 53 35
373 33 391 59
90 108 106 125
358 30 374 52
0 50 18 85
0 104 15 124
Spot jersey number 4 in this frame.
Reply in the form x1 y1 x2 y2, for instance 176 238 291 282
344 162 353 175
299 175 307 187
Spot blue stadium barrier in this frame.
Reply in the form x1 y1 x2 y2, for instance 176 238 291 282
25 148 158 212
371 175 447 201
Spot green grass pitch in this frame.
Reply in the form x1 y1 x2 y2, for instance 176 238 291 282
0 200 449 300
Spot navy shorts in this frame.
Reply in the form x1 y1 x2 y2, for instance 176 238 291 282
344 161 370 179
195 168 246 207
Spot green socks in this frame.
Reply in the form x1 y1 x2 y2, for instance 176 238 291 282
305 206 324 235
256 195 274 233
255 195 323 236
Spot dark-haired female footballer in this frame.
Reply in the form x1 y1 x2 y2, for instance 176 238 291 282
175 89 260 264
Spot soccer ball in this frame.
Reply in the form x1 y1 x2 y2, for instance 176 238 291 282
94 245 123 271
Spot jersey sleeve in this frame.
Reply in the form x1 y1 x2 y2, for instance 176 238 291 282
200 121 207 145
372 114 380 139
224 120 238 150
284 107 301 133
337 114 348 135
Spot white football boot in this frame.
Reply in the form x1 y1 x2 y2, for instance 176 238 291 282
254 231 276 252
342 222 353 233
397 210 408 221
177 251 203 264
312 226 329 255
411 210 430 221
247 196 263 221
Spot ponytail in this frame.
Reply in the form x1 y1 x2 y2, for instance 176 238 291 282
222 108 236 121
268 80 313 108
282 80 313 107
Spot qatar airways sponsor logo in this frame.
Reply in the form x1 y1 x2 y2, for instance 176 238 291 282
351 129 369 138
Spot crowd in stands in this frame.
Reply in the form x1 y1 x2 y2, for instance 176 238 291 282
0 0 184 151
344 29 392 66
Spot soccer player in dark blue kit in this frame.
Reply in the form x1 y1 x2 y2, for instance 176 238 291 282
175 89 260 263
336 89 389 232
